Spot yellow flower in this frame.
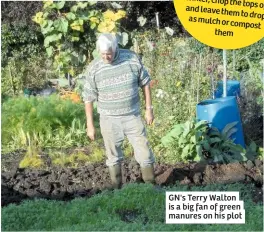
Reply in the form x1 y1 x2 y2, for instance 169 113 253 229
70 20 84 32
97 20 116 33
89 17 100 24
32 12 44 25
103 10 116 21
115 10 126 20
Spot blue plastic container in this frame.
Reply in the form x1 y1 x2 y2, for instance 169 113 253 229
214 80 240 98
196 96 245 147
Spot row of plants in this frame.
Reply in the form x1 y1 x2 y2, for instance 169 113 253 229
1 94 135 169
1 95 93 152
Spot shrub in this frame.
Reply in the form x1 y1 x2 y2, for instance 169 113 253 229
1 22 43 67
1 54 56 98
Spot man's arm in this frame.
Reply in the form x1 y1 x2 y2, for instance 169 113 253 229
85 102 96 140
142 84 154 125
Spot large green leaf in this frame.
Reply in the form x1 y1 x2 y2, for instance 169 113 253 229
195 131 203 141
202 140 210 151
209 137 221 144
223 141 245 153
70 5 78 12
55 1 65 10
190 135 196 144
195 120 208 130
196 144 203 156
209 127 221 137
77 2 88 9
41 20 54 35
161 135 174 147
225 127 238 139
193 153 201 162
88 10 97 17
169 125 184 138
222 153 234 163
66 12 76 21
54 18 68 34
213 153 224 163
222 121 238 137
184 120 191 131
44 33 62 47
178 136 187 146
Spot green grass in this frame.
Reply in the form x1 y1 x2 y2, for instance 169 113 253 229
2 182 263 231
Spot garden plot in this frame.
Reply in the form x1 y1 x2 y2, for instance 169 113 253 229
2 152 263 207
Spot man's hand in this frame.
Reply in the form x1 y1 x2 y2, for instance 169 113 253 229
86 124 96 141
145 109 154 125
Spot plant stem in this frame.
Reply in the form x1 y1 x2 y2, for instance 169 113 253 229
8 63 16 95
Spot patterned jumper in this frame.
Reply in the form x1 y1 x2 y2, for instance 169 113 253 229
82 48 151 116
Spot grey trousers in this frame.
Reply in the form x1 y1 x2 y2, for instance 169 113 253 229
100 113 155 167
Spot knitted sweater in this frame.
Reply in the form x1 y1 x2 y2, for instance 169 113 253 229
82 49 151 116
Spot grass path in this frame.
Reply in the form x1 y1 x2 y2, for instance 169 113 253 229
2 182 263 231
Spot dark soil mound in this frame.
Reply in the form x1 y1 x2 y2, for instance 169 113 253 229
2 156 263 207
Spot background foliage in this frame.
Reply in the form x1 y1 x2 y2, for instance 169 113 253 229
1 1 263 165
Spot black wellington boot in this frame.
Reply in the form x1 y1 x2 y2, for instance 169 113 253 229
109 164 122 189
141 164 155 184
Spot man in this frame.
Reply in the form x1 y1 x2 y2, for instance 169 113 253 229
82 33 155 188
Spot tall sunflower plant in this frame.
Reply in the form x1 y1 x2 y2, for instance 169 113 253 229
32 0 128 78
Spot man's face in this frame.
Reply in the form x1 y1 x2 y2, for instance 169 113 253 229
100 49 114 64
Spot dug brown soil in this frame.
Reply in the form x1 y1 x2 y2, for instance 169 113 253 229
1 151 263 207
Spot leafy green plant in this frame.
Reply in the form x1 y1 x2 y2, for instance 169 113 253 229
245 141 263 161
49 148 104 168
19 131 44 169
160 119 256 164
200 122 247 164
1 22 43 67
161 119 209 162
32 1 128 77
1 95 93 152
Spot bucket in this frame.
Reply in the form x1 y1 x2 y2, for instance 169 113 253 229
196 96 245 147
214 80 240 98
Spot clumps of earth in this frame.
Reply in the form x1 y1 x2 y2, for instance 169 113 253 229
1 150 263 207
